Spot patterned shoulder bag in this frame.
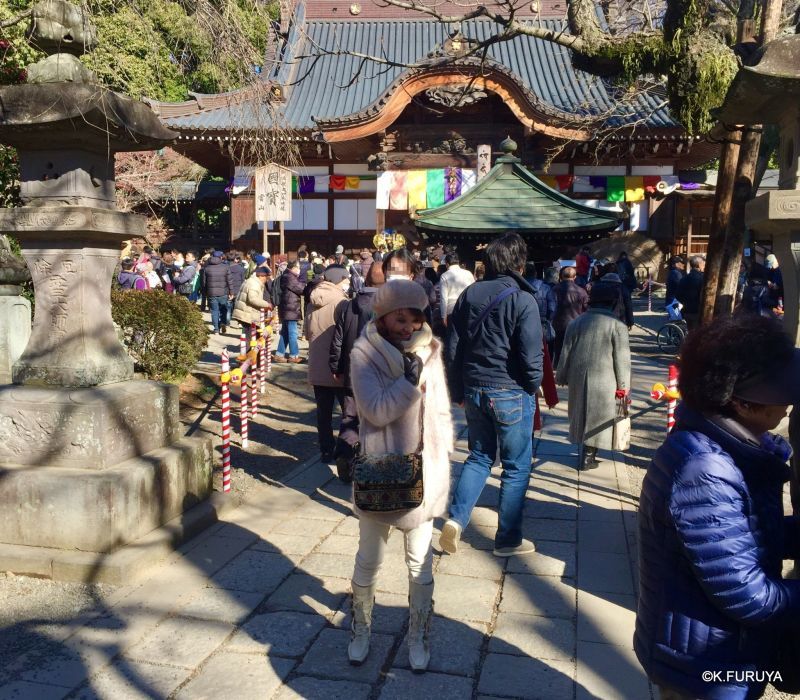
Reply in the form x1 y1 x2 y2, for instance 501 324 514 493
353 399 425 513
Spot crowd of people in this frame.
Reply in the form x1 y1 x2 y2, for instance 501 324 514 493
117 236 800 697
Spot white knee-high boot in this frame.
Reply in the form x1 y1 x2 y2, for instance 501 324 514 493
348 582 376 665
408 580 434 672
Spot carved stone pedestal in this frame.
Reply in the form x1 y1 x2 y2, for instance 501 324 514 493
0 207 141 386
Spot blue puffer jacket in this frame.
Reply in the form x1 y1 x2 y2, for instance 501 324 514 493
635 404 800 699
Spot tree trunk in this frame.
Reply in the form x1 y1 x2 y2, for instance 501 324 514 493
759 0 783 42
698 0 781 323
699 134 741 324
714 126 762 315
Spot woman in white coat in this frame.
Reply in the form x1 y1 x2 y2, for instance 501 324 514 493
348 280 453 672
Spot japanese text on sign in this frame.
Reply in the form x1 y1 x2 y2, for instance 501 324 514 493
477 144 492 180
254 164 292 222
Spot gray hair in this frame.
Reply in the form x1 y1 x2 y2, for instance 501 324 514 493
689 255 705 269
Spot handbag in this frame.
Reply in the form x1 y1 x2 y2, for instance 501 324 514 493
353 398 425 513
542 320 556 343
612 396 631 451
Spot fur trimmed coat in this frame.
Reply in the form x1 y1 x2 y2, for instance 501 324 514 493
349 333 454 530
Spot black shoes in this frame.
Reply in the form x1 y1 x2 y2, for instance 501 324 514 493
580 446 600 471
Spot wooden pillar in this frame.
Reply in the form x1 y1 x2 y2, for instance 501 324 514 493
699 135 742 323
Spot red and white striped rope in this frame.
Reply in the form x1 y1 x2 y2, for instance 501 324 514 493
220 349 232 493
265 332 272 375
258 323 267 395
667 364 678 433
240 372 249 449
249 367 259 421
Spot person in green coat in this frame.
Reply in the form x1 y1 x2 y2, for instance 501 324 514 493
556 283 631 470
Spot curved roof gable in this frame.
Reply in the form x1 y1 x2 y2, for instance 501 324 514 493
153 17 676 135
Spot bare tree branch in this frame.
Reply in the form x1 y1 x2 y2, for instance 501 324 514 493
0 8 32 30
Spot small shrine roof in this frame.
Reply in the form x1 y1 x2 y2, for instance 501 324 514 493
150 15 677 136
414 151 622 239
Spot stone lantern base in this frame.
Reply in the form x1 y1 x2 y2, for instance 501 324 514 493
0 207 214 580
0 381 214 577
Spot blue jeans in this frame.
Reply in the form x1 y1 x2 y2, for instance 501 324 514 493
209 296 229 332
449 387 534 549
276 319 299 358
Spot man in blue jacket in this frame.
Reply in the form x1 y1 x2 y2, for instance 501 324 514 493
440 233 543 558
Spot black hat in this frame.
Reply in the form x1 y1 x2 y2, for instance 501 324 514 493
733 349 800 406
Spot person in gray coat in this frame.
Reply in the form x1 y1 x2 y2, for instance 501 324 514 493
556 283 631 470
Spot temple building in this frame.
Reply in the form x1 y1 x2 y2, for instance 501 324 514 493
147 0 717 259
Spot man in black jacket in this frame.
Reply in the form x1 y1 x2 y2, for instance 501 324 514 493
276 259 307 362
676 255 705 329
203 251 232 334
440 233 543 558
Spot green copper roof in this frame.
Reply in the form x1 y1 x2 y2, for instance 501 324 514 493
414 156 622 240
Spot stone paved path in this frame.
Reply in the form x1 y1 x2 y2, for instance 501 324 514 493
2 304 670 699
0 391 655 700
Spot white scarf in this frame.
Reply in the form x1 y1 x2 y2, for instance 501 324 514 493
365 321 434 379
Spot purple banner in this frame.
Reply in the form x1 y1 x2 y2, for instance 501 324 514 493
445 167 462 202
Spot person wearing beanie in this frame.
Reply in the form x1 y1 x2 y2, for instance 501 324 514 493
346 279 453 673
556 280 631 470
305 265 352 463
328 259 385 481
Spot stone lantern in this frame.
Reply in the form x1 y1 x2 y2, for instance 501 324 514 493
718 35 800 343
0 0 212 578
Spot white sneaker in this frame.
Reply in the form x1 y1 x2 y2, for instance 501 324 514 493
493 540 536 557
439 520 462 554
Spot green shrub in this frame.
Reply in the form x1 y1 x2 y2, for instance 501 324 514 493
111 289 209 382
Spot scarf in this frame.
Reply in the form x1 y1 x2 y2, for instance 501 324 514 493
365 321 434 379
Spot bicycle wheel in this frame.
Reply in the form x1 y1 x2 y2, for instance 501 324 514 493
657 323 685 354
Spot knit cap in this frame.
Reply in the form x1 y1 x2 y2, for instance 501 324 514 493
323 265 349 284
372 279 429 319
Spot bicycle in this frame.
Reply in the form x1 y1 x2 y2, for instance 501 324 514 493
656 318 688 354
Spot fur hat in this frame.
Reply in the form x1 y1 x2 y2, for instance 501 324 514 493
372 279 428 318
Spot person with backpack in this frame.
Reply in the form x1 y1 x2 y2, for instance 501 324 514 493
329 262 385 481
173 251 198 300
440 233 543 558
117 258 148 290
524 261 557 354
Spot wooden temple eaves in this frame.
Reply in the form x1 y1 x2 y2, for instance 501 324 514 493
311 62 597 144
